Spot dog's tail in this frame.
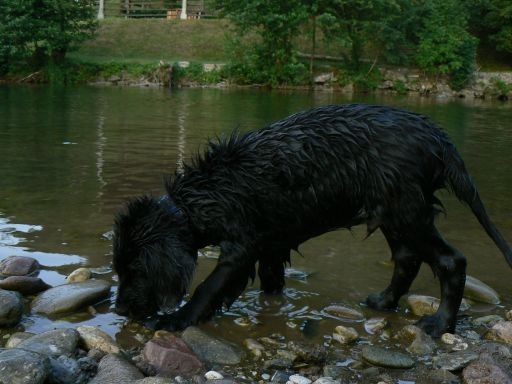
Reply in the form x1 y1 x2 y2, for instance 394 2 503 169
444 145 512 268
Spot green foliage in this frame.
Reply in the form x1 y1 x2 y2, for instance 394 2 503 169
490 77 511 100
0 0 97 73
172 63 226 84
393 79 408 94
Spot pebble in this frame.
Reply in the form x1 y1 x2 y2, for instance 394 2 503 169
332 325 358 344
313 378 338 384
66 267 92 283
204 370 224 380
0 289 23 326
243 338 265 358
484 321 512 344
472 314 504 327
0 348 50 384
16 328 79 357
361 346 415 369
287 374 312 384
77 325 120 354
0 275 51 295
441 333 468 351
322 304 364 320
464 275 500 304
0 255 39 276
432 350 479 371
182 326 242 365
506 310 512 321
397 325 436 355
364 317 388 334
407 294 470 316
31 279 111 314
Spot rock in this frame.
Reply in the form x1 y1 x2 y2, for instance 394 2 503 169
426 369 460 384
333 325 358 344
484 321 512 344
243 338 264 358
314 73 335 84
0 348 50 384
0 289 23 326
0 276 51 295
16 329 79 357
77 326 120 354
272 370 292 383
364 317 388 334
135 378 173 384
506 310 512 321
462 343 512 383
77 356 98 379
441 333 467 351
287 374 312 384
264 358 293 370
313 378 338 384
66 268 91 283
259 337 286 348
288 341 327 364
87 348 106 362
5 332 35 348
322 305 364 320
142 332 203 376
31 279 111 314
398 325 436 355
182 326 242 366
0 256 39 276
204 370 223 380
432 350 479 371
473 315 504 327
464 276 500 304
323 365 349 379
361 346 415 369
407 294 440 316
48 355 87 384
89 354 144 384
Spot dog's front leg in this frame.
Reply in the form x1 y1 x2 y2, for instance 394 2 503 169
153 241 255 331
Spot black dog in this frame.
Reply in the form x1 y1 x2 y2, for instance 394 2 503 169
113 104 512 337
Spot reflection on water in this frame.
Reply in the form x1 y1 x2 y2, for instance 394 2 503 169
0 85 511 346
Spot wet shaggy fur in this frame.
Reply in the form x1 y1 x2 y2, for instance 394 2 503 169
113 104 512 337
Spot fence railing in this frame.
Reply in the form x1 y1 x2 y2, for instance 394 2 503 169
95 0 215 19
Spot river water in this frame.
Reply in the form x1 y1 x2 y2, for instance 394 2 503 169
0 85 511 347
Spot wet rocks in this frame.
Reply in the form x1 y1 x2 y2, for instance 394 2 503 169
364 317 388 334
472 315 503 327
288 341 327 364
66 268 92 283
77 326 120 354
484 321 512 344
49 355 89 384
361 346 415 369
0 255 40 276
432 350 479 371
0 275 51 295
16 328 79 357
287 374 312 384
0 289 23 326
244 338 265 358
204 370 224 380
441 333 468 351
407 294 440 316
141 331 203 376
31 279 111 314
182 326 242 366
5 331 35 348
464 275 500 304
397 325 436 355
332 325 358 344
89 354 144 384
322 305 364 320
0 348 50 384
462 343 512 383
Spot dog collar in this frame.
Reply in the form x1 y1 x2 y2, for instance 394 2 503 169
158 195 183 217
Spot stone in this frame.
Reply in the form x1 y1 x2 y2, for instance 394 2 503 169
323 365 349 380
0 289 23 326
0 348 50 384
484 321 512 344
264 358 293 370
272 370 292 383
462 344 512 384
364 317 388 334
182 326 242 366
464 276 500 304
31 279 111 314
441 333 467 351
16 328 79 357
313 378 338 384
66 268 92 283
322 305 364 320
287 374 312 384
48 355 88 384
0 276 51 295
243 338 264 358
288 341 327 364
432 350 479 371
506 310 512 321
333 325 358 344
142 332 203 376
88 354 144 384
5 332 35 348
135 378 173 384
361 346 415 369
314 73 335 84
428 369 460 384
204 370 224 380
77 326 120 354
472 315 503 327
407 294 440 316
398 325 436 355
0 256 39 276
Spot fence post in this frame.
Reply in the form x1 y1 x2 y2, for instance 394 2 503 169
124 0 130 18
180 0 187 19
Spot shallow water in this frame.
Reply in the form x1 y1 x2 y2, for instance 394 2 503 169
0 85 511 347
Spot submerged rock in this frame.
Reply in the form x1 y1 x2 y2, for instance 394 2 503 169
0 275 51 295
464 275 500 304
364 317 388 334
77 326 119 354
0 348 50 384
66 268 92 283
472 315 504 327
361 346 415 369
407 294 440 316
0 255 39 276
397 325 436 355
288 341 327 364
332 325 358 344
243 338 264 358
31 279 111 314
322 305 364 320
16 328 79 357
433 350 479 371
0 289 23 326
89 354 144 384
182 326 242 366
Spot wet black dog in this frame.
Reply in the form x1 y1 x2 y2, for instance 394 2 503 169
113 104 512 336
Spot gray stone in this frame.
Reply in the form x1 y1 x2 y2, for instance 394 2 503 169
243 338 264 358
398 325 436 355
322 365 349 380
271 370 292 383
182 326 242 366
432 350 479 371
364 317 388 334
204 370 223 380
288 341 327 364
5 332 35 348
135 378 174 384
0 289 23 326
16 329 79 357
0 348 50 384
264 358 293 370
464 275 500 304
31 279 111 314
0 256 39 276
361 346 415 369
462 344 512 384
48 355 87 384
322 304 364 320
428 369 460 384
77 325 119 354
0 276 51 295
484 321 512 345
288 374 312 384
89 354 144 384
472 315 504 327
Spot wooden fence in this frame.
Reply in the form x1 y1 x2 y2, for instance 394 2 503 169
96 0 215 19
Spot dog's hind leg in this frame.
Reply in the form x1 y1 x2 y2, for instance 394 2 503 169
366 228 422 310
258 248 288 294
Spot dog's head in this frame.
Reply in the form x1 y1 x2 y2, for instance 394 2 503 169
112 196 196 319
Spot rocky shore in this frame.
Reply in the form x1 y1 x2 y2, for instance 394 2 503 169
1 254 511 384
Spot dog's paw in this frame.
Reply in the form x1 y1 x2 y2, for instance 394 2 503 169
150 311 197 332
365 292 397 311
